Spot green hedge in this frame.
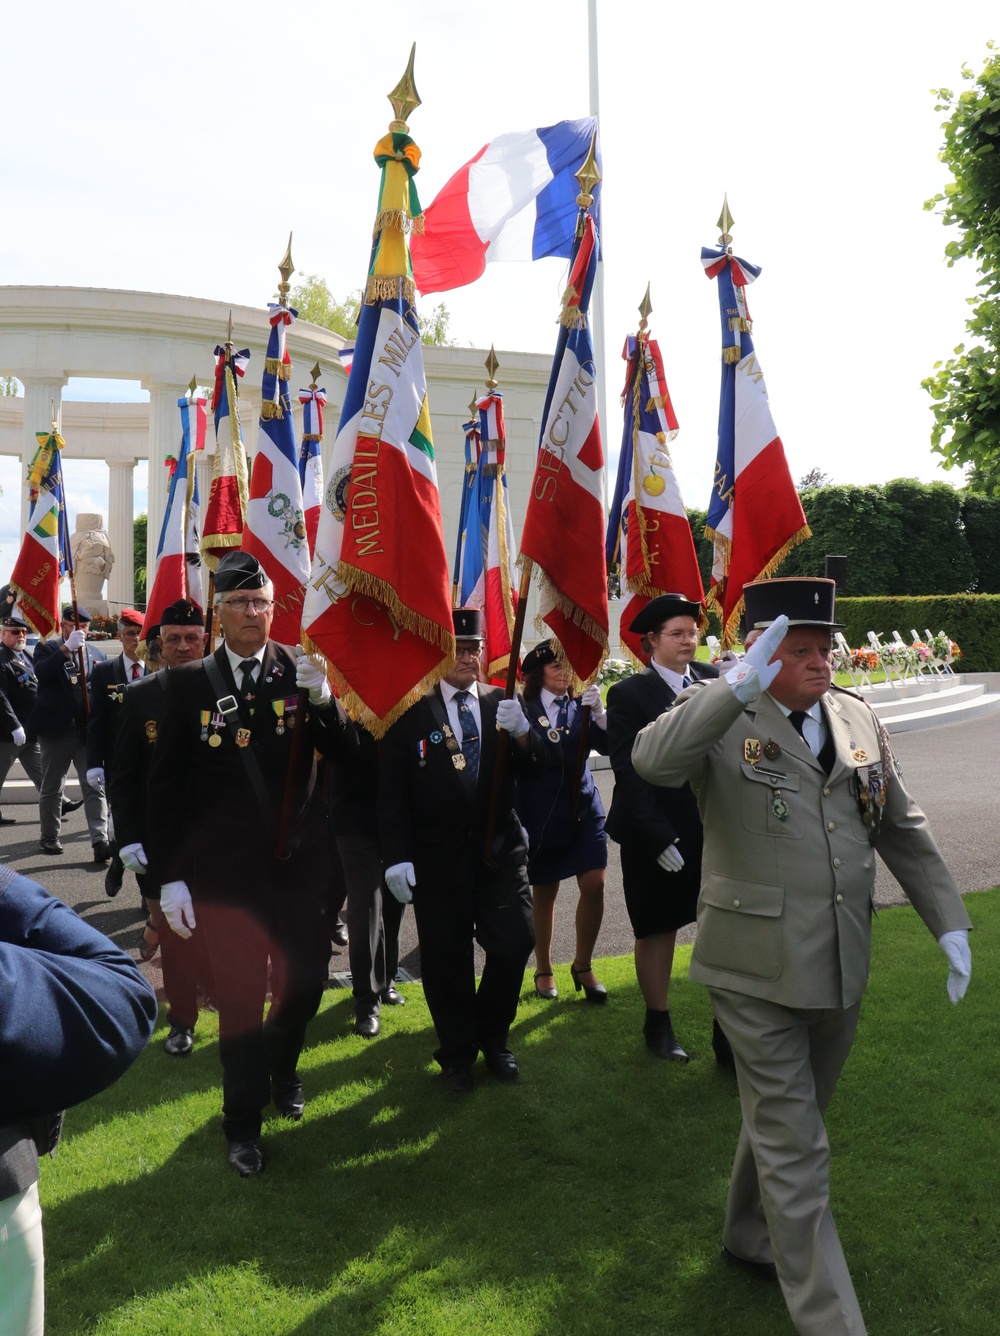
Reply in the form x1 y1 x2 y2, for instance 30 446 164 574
835 595 1000 672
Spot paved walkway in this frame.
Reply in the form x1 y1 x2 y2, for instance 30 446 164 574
1 710 995 989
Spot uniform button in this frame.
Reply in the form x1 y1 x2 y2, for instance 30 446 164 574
836 894 844 904
827 821 836 831
823 787 831 797
833 857 842 868
733 899 741 908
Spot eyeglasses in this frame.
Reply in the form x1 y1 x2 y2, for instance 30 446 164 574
455 646 483 659
222 597 273 614
655 630 698 642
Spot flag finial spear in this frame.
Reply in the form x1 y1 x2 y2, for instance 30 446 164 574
387 43 421 131
309 361 321 390
50 399 57 434
226 310 234 346
638 283 652 334
717 194 734 249
277 234 295 307
468 391 479 419
188 375 198 401
575 129 601 208
485 345 500 391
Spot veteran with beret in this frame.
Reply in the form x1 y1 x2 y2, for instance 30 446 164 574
631 577 972 1336
145 554 337 1176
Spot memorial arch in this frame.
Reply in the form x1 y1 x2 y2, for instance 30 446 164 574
0 286 551 608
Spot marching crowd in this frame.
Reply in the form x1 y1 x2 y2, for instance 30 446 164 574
0 560 975 1336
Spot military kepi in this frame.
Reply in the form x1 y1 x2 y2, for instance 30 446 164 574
521 639 557 676
452 607 483 640
628 593 702 635
742 577 844 630
215 552 268 592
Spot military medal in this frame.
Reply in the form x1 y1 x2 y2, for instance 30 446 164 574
744 739 762 764
548 728 561 743
852 748 868 762
236 727 251 748
452 752 467 770
200 710 210 742
763 740 782 761
771 790 789 822
209 733 222 747
417 739 428 767
443 724 459 753
144 720 157 742
273 699 286 735
538 716 550 730
429 730 443 745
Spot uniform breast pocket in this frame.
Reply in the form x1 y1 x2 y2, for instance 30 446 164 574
739 763 802 839
695 872 785 981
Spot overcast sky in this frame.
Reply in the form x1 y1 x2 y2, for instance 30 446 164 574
1 0 997 573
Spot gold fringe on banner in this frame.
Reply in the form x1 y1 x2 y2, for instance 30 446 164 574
278 363 291 381
518 555 609 690
558 308 588 330
723 346 742 364
365 274 416 305
6 582 56 639
720 522 812 649
301 433 321 443
265 358 282 377
646 394 672 412
728 316 753 334
372 209 425 238
261 401 283 421
201 530 244 573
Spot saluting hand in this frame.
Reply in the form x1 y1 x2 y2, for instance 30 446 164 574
726 614 789 704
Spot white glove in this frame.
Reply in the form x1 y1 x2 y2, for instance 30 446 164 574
295 646 332 704
65 628 86 652
86 767 105 791
160 880 197 939
11 726 26 748
496 697 531 737
657 842 685 873
938 929 971 1004
725 614 789 704
119 842 148 874
385 862 416 904
581 685 607 724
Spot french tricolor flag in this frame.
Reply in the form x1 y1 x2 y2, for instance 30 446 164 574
411 118 602 295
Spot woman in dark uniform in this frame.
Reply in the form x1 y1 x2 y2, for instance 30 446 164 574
516 641 609 1003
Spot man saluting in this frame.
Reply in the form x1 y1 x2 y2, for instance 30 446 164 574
145 553 336 1177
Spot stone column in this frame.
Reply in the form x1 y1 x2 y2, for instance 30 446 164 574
142 382 186 599
19 373 67 538
107 459 136 609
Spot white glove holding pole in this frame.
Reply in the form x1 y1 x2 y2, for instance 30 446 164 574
86 767 105 792
295 647 332 704
159 880 197 938
11 727 26 748
496 697 531 737
938 929 971 1004
657 842 685 873
581 685 607 725
385 862 416 904
725 614 789 704
65 628 86 652
119 842 148 874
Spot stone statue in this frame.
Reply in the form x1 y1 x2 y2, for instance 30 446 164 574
70 513 114 617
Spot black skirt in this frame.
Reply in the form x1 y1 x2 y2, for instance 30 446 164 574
619 838 700 937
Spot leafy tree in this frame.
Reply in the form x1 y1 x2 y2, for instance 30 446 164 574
960 493 1000 591
288 274 456 347
923 44 1000 492
134 514 147 605
797 467 832 490
0 377 19 396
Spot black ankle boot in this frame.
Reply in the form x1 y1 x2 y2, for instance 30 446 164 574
643 1008 689 1062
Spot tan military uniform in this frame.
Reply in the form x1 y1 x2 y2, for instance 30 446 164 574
633 678 971 1336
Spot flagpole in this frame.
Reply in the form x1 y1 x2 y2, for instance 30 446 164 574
453 390 479 607
54 401 90 718
587 0 608 517
481 561 532 864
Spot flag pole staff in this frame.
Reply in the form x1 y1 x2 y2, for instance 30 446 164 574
180 374 199 602
205 311 236 655
54 399 90 718
453 390 479 607
586 0 608 518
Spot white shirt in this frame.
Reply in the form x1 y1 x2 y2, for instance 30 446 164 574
772 698 829 758
122 654 146 682
539 686 574 726
440 679 482 746
224 644 265 688
649 658 693 696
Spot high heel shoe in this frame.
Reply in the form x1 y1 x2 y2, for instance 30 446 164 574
570 961 607 1005
533 971 558 1000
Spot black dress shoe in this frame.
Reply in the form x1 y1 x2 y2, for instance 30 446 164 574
712 1018 737 1072
61 797 84 816
271 1076 305 1120
483 1048 520 1083
381 984 405 1006
570 961 608 1004
354 1009 380 1038
39 839 63 855
721 1245 778 1283
104 855 124 898
331 918 349 947
227 1139 265 1176
533 971 558 1000
0 812 16 826
92 840 112 865
643 1010 689 1062
164 1025 194 1057
440 1066 474 1094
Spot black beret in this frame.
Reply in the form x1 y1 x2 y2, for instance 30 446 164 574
628 593 701 635
62 604 92 622
742 577 844 631
215 552 267 592
160 599 205 628
2 612 28 630
521 640 557 676
453 607 483 640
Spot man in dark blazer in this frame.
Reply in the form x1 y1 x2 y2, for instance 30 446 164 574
145 553 337 1176
31 605 108 859
86 608 148 896
110 599 213 1058
379 607 544 1092
604 593 723 1063
0 612 45 825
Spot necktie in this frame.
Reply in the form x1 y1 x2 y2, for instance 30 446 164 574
454 690 480 780
681 675 692 690
554 695 571 733
131 662 141 681
239 659 257 706
789 709 835 775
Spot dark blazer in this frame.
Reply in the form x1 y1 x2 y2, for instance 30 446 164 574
379 684 544 885
604 661 719 859
87 654 145 771
30 638 106 739
325 701 380 841
0 644 37 738
145 642 335 898
516 694 608 855
109 669 168 855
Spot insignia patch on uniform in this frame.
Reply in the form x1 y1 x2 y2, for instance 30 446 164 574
852 748 868 762
763 740 782 761
144 720 157 742
236 727 251 748
429 730 443 744
744 739 762 764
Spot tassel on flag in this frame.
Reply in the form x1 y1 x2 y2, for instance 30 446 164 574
411 117 602 295
452 402 481 606
10 429 71 639
518 138 608 687
298 366 327 559
477 359 518 682
202 332 250 570
242 238 311 644
606 289 705 663
142 393 205 644
301 46 456 737
702 198 810 645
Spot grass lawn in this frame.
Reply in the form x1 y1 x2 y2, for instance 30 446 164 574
41 891 1000 1335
